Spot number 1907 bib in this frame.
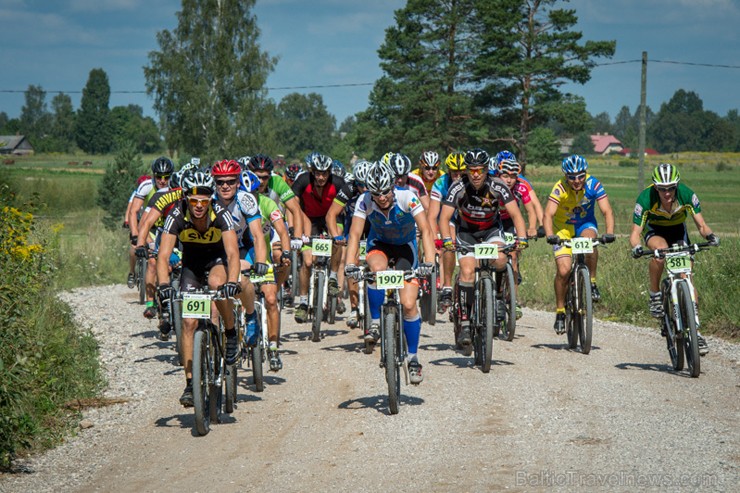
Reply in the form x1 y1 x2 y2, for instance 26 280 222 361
375 270 405 290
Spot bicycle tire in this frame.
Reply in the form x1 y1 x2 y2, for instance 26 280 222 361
662 281 683 371
576 267 593 354
136 257 146 305
481 277 494 373
224 363 237 413
566 283 578 349
290 250 300 305
472 286 482 367
192 328 211 436
500 263 517 342
252 302 265 392
677 281 700 377
312 270 325 342
173 301 184 366
327 293 337 325
362 283 371 336
383 308 400 415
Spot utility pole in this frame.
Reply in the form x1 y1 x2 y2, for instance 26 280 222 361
638 51 647 191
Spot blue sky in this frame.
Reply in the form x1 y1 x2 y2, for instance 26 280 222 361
1 0 738 127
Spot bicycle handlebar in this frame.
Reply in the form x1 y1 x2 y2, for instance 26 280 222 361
635 242 713 259
552 235 613 247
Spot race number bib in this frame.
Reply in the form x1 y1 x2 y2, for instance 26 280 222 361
359 240 367 261
571 237 593 254
375 270 405 290
665 253 692 274
504 233 515 245
312 238 332 257
182 293 211 319
474 244 499 259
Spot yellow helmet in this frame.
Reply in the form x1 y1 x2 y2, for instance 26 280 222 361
445 152 466 171
380 152 396 167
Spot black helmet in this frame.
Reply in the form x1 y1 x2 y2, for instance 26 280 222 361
248 154 274 172
151 156 174 175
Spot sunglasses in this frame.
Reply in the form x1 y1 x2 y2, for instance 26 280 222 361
566 173 586 181
155 174 171 180
467 167 486 176
188 198 211 207
371 189 393 198
656 185 676 193
423 166 439 171
216 179 238 187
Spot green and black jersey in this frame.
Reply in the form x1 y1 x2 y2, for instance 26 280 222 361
632 183 702 228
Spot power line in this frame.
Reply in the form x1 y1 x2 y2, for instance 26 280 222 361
0 59 737 95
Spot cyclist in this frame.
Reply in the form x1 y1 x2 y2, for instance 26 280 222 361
496 155 540 319
124 174 152 288
283 162 303 187
412 150 444 194
386 152 430 212
438 148 528 348
291 153 352 323
428 152 466 312
629 163 718 355
544 154 615 335
155 171 244 407
490 150 545 234
344 162 436 384
129 157 174 319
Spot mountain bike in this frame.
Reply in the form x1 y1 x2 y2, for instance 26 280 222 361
135 255 147 304
552 236 611 354
419 253 439 326
179 287 242 435
493 239 518 342
635 242 714 378
242 266 279 392
360 267 419 415
158 262 183 365
307 236 334 342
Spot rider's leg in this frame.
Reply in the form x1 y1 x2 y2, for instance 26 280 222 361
366 250 389 324
400 281 421 358
554 255 571 311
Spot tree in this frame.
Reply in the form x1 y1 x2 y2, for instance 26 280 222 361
350 0 483 159
591 111 612 135
110 105 162 153
275 93 336 159
144 0 276 157
76 68 113 154
474 0 616 165
570 132 594 155
49 93 76 152
20 85 51 141
97 144 146 230
525 126 560 166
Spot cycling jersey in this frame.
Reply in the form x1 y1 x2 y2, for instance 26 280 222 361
398 173 428 199
162 200 235 263
547 174 607 229
220 190 261 248
242 194 283 262
146 188 183 228
354 189 424 247
411 168 444 194
632 183 701 228
499 179 533 221
291 173 351 219
430 174 458 202
263 175 296 214
443 175 514 231
133 180 154 200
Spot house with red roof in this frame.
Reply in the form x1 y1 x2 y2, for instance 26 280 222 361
590 134 624 155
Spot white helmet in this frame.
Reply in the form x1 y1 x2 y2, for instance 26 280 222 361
310 153 333 172
389 153 411 177
181 170 215 196
365 161 395 195
419 150 440 168
353 159 371 185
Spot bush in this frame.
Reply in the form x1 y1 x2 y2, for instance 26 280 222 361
96 143 146 230
619 159 638 167
0 185 103 468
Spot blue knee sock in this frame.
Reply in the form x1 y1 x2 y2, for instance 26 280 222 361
368 285 385 321
403 313 421 355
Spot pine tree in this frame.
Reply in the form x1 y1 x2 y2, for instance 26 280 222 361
75 69 113 154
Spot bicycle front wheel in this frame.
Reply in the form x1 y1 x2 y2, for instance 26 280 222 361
136 257 146 305
192 328 211 436
252 303 264 392
481 277 494 373
383 308 400 415
576 267 593 354
500 263 517 342
662 281 683 371
312 270 325 342
677 281 700 377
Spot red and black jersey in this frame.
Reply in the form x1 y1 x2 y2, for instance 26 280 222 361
291 172 351 219
443 175 514 231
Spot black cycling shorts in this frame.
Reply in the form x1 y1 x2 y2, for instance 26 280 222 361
180 256 227 291
644 223 689 247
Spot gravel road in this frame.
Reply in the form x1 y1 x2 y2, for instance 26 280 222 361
1 284 738 492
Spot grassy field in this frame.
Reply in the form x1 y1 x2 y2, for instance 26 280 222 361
2 151 739 338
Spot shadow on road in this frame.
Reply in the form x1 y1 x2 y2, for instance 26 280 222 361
530 343 601 353
322 342 366 353
337 394 424 415
427 356 514 369
614 361 694 378
282 329 349 342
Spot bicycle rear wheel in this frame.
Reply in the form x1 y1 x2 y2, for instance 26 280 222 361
576 267 593 354
224 363 237 413
677 281 700 377
252 303 264 392
481 277 494 373
327 293 337 325
136 257 146 305
172 301 184 366
383 308 400 415
500 263 517 342
312 270 325 342
192 328 211 436
290 250 300 305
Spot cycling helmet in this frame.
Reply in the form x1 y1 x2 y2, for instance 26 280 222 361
152 156 174 175
285 162 302 181
181 170 215 196
498 157 522 175
390 153 412 177
304 152 320 167
310 153 333 172
445 152 466 171
365 162 395 195
211 159 241 176
652 163 680 187
237 156 251 170
169 170 182 189
240 169 261 193
274 156 286 170
179 162 198 175
248 154 274 172
190 157 201 167
345 172 355 184
331 159 346 179
561 154 588 175
380 152 396 167
464 148 489 168
353 160 371 185
419 151 440 168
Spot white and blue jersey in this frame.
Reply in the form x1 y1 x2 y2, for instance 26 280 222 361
221 190 261 249
354 188 424 248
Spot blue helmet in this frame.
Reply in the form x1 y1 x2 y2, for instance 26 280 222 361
240 169 261 192
304 152 320 167
561 154 588 175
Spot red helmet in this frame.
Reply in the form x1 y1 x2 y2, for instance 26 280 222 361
211 159 241 176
